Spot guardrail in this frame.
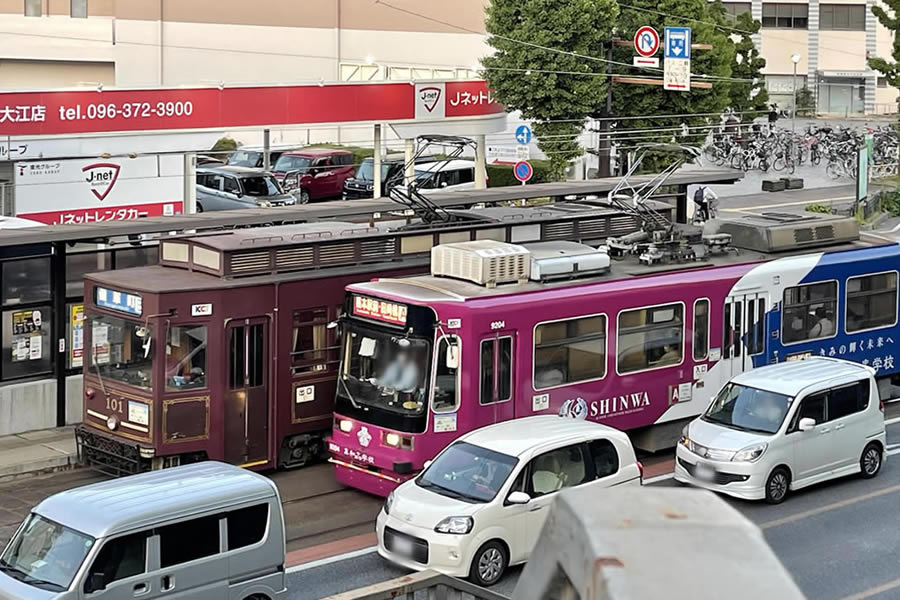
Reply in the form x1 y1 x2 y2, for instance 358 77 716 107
321 570 510 600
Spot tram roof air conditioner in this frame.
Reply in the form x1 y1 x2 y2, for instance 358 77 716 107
431 240 531 287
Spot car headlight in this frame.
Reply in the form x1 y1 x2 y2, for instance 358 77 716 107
434 516 473 535
384 491 395 516
732 443 768 462
367 184 374 191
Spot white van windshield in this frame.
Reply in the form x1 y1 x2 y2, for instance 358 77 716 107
0 514 94 592
703 383 792 434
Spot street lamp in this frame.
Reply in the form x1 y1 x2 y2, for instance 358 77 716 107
791 53 802 136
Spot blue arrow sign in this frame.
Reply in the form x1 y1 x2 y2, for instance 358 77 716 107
665 27 691 59
515 125 532 145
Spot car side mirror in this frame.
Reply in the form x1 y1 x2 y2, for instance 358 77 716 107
798 417 816 431
423 460 433 470
445 344 459 370
86 573 106 594
440 181 448 188
507 491 531 505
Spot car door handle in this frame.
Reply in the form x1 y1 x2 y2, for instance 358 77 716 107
160 575 174 592
819 428 830 434
834 423 845 430
133 582 149 596
529 504 544 512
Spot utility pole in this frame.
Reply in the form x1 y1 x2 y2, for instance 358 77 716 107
597 42 614 178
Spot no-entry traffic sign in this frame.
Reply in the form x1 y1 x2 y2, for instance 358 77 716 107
514 160 533 183
634 26 660 58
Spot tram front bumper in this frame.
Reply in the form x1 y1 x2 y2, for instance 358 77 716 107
75 425 152 476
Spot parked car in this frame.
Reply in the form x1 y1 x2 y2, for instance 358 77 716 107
675 357 885 504
392 159 483 197
226 145 300 169
272 148 356 203
196 154 226 166
0 462 286 599
376 415 642 586
195 165 297 212
343 153 439 200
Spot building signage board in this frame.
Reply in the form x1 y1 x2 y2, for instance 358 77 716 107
14 154 184 224
488 145 529 165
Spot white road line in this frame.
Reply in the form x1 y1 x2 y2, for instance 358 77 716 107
287 546 378 573
885 416 900 426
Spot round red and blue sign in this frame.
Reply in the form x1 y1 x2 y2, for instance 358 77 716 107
634 26 660 58
514 160 533 183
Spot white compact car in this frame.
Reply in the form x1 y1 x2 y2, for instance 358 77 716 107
376 416 642 586
675 357 885 504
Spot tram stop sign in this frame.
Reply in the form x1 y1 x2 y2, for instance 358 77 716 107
514 160 533 183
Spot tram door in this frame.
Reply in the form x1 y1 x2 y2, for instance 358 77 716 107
479 332 516 424
722 293 769 378
225 318 270 467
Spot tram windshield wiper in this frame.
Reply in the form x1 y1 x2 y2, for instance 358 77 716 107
338 374 363 411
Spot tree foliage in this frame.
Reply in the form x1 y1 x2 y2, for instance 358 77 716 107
869 0 900 111
727 11 768 114
610 0 735 171
482 0 619 180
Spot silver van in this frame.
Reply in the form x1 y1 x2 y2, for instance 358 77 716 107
0 462 286 600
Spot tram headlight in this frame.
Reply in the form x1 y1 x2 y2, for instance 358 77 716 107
384 433 401 447
434 516 473 535
339 419 354 433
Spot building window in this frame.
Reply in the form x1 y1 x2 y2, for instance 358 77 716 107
617 304 684 374
723 2 752 21
24 0 41 16
533 315 607 390
820 4 865 30
846 272 898 333
781 281 837 344
762 3 808 28
878 77 889 88
71 0 87 18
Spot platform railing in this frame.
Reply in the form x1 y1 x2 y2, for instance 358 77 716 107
321 570 510 600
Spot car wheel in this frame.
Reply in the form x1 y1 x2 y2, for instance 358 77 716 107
468 541 507 587
300 189 310 204
196 202 204 213
860 443 883 479
765 467 790 505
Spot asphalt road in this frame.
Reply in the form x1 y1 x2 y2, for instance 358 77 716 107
285 418 900 600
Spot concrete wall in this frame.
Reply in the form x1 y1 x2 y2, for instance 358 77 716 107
0 376 81 436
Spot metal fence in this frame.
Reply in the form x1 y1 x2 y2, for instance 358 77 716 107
321 571 510 600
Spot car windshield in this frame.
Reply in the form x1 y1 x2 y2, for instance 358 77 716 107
0 513 95 592
417 442 519 503
227 150 260 167
90 314 153 390
339 325 431 416
413 169 437 189
356 160 391 181
703 383 792 434
240 175 283 196
274 155 312 173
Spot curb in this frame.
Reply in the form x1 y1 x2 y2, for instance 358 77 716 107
0 455 80 483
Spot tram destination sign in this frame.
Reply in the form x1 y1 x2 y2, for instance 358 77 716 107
352 295 408 326
95 287 143 316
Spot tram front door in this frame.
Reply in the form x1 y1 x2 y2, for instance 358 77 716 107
225 317 270 467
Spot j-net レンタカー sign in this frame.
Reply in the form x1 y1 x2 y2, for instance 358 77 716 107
0 81 503 137
14 154 184 224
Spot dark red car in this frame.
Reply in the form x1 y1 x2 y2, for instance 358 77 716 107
272 148 355 203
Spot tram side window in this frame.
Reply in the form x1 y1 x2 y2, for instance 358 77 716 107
617 304 684 374
433 336 460 412
229 327 245 389
846 272 898 333
533 315 606 390
292 308 329 374
693 299 710 360
782 281 837 344
166 325 207 391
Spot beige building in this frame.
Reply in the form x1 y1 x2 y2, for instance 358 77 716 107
725 0 898 115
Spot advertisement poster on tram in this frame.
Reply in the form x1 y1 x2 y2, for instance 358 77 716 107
13 154 184 224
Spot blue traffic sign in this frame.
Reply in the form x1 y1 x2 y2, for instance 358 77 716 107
515 125 532 145
664 27 691 59
514 160 533 183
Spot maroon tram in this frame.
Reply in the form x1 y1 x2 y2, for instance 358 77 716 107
76 201 665 475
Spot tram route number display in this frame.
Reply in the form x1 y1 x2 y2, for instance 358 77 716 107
10 309 43 362
352 295 408 326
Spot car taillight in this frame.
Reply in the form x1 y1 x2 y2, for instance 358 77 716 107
637 461 644 482
880 399 885 412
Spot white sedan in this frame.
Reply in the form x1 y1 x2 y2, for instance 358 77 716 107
376 415 642 586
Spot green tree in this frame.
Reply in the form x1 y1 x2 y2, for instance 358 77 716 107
482 0 619 180
795 86 815 116
728 11 768 114
610 0 735 171
869 0 900 111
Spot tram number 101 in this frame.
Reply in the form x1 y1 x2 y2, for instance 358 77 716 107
106 398 125 414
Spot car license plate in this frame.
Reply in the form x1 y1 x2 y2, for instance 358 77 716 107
695 463 715 481
392 536 414 557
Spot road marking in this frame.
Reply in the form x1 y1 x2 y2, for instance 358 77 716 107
760 479 900 530
885 416 900 425
723 196 854 213
840 576 900 600
287 546 377 573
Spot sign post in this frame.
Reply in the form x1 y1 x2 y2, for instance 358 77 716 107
664 27 692 91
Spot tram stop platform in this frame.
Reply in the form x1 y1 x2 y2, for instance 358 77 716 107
0 426 77 481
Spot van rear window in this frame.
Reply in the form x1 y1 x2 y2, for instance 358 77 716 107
227 504 269 550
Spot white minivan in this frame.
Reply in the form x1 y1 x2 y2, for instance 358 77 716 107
376 416 642 587
675 357 885 504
